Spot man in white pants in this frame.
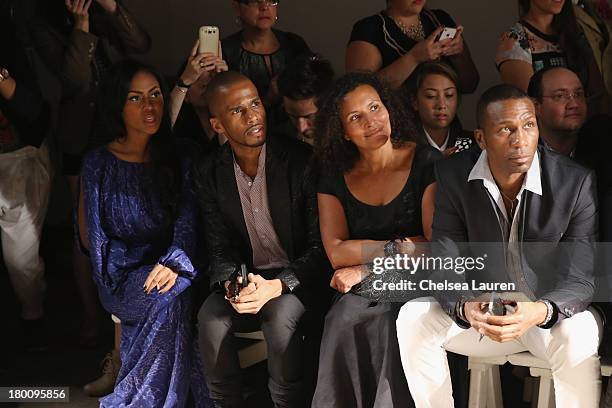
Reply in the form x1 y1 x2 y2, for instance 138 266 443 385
0 56 51 351
396 85 602 408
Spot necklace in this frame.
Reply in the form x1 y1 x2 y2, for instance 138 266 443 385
499 190 519 219
391 15 425 41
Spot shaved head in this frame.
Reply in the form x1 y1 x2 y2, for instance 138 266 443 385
205 71 254 116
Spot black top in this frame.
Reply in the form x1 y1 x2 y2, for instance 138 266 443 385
318 144 440 241
349 9 456 69
222 29 310 98
173 103 220 156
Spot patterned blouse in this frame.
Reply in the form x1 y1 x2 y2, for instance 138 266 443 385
496 21 567 73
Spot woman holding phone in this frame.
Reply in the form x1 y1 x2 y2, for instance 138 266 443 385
346 0 479 92
222 0 310 104
171 38 228 151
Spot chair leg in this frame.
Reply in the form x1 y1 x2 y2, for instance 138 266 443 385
530 367 555 408
469 363 503 408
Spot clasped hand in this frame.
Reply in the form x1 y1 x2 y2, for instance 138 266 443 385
225 273 283 314
465 300 548 343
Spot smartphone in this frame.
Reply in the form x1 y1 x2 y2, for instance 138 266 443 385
454 137 473 152
199 26 219 56
436 27 457 42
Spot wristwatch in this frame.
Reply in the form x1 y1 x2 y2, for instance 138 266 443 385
176 78 191 89
0 68 9 83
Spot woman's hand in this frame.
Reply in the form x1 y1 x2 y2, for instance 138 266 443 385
144 264 178 294
330 266 366 294
441 26 465 57
95 0 117 13
66 0 93 32
180 40 228 87
408 27 451 64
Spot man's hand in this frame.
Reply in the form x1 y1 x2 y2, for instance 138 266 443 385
330 265 365 294
466 301 548 342
230 274 283 314
143 264 178 294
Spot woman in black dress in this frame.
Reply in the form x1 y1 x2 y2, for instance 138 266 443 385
346 0 478 92
311 73 439 408
223 0 310 104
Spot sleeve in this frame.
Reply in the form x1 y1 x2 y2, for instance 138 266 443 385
80 151 130 293
276 163 331 292
317 171 341 197
97 2 151 54
429 161 473 326
156 157 200 280
0 81 49 148
540 170 598 323
192 156 246 288
495 24 532 70
30 23 98 97
349 15 383 47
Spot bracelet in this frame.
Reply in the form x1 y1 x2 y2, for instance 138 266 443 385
176 78 191 89
537 299 554 328
175 85 187 93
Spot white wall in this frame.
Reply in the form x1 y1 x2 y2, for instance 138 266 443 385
125 0 519 128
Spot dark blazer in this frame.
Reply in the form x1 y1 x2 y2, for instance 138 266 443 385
193 136 330 305
431 145 598 326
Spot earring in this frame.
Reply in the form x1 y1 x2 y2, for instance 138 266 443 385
235 16 242 26
275 16 278 22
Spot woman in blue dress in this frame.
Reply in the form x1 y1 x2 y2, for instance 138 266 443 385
77 60 213 407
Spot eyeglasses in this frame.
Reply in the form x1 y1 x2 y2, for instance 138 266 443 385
237 0 280 7
541 90 586 103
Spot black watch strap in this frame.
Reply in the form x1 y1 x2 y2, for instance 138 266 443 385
176 78 191 89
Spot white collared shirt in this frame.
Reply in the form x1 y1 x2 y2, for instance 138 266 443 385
423 127 450 151
467 150 542 297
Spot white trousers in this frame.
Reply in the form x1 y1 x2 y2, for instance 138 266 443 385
396 297 602 408
0 145 51 320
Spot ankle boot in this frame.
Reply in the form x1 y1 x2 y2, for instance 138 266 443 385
83 349 121 397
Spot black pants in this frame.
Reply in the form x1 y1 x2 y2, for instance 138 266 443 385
197 291 306 408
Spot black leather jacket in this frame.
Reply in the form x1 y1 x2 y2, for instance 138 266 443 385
193 136 330 305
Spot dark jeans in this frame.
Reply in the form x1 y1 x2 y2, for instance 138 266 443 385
197 291 306 408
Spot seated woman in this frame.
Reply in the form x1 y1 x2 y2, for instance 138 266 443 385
496 0 608 114
171 39 227 152
346 0 478 92
78 60 212 408
223 0 310 104
405 62 474 156
311 73 439 408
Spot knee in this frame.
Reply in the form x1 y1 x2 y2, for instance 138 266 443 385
547 311 601 368
396 297 440 344
198 293 232 330
260 295 305 332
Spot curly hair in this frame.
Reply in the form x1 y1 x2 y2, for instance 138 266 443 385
314 72 416 174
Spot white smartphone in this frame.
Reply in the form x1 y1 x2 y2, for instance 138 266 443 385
437 27 457 42
199 26 220 56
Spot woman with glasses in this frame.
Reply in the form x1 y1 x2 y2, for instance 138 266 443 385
222 0 311 105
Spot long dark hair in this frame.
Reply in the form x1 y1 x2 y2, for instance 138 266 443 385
314 72 416 174
93 59 180 217
518 0 590 82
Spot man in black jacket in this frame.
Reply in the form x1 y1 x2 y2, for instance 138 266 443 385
193 72 329 408
396 85 602 408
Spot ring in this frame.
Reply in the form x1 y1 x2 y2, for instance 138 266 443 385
199 62 205 68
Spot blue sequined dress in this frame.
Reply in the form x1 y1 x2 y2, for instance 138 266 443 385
80 146 213 407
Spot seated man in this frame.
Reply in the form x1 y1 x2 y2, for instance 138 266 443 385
194 71 329 408
277 53 334 145
396 85 601 408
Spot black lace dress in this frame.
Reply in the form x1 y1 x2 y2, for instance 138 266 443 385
312 145 439 408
